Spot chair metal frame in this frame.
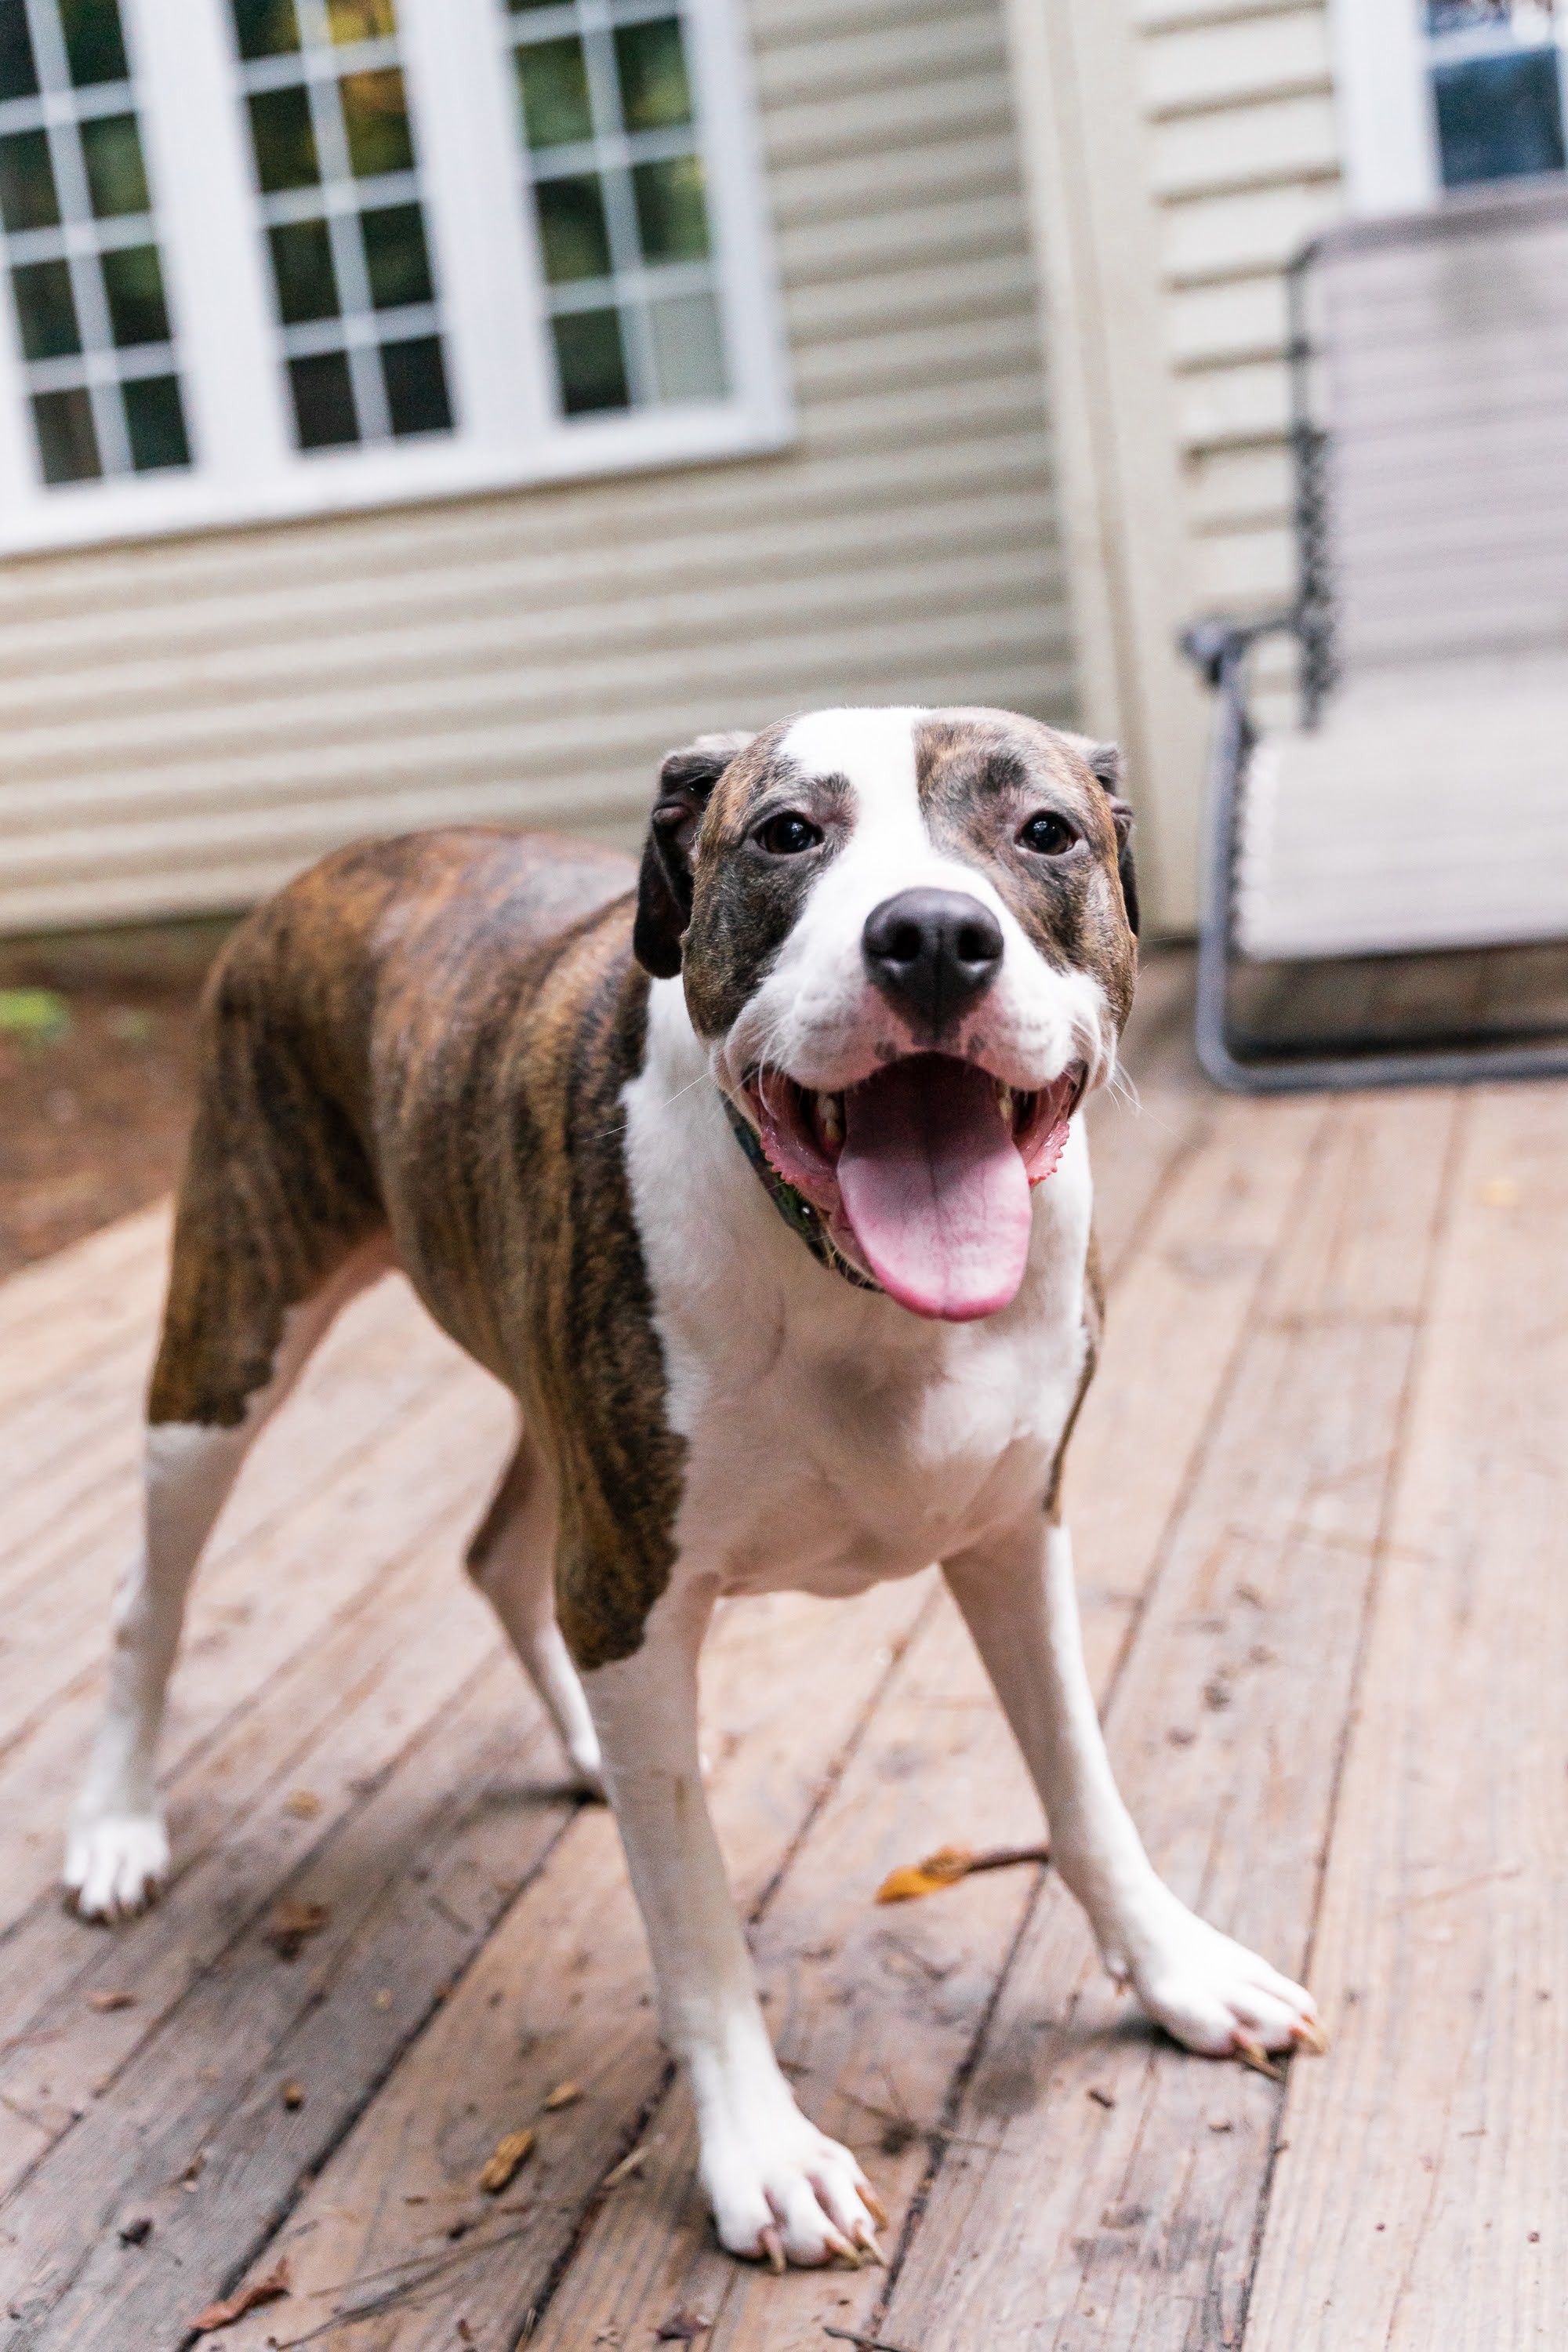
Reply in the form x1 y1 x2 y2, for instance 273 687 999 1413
1184 180 1568 1095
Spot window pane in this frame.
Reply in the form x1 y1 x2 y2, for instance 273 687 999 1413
248 85 320 191
339 67 413 177
101 241 169 345
361 201 431 307
0 0 39 103
231 0 300 60
327 0 397 39
10 258 81 360
515 38 593 148
269 216 339 321
508 0 562 11
289 347 358 446
58 0 129 89
0 129 61 232
535 172 612 282
80 112 150 215
552 305 627 412
614 19 691 132
1433 49 1566 185
632 154 709 263
648 287 725 399
381 332 450 434
32 385 100 482
122 372 189 469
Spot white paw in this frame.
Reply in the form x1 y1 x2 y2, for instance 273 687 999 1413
702 2100 887 2270
1120 1900 1326 2064
64 1812 170 1922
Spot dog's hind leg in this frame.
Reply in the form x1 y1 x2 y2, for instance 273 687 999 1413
466 1428 604 1797
65 1240 388 1922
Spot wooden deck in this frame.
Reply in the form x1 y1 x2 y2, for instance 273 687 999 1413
0 951 1563 2350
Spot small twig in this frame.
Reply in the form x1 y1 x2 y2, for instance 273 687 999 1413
0 2029 61 2058
271 2221 535 2342
823 2327 925 2352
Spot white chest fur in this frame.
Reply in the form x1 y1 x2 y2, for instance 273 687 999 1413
622 982 1094 1599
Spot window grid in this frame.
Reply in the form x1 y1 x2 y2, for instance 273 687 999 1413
1424 2 1568 186
230 0 454 452
0 0 190 485
505 0 728 419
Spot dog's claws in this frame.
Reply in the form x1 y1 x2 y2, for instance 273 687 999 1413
1235 2038 1284 2080
852 2221 886 2267
862 2183 889 2228
760 2225 786 2274
1290 2017 1329 2056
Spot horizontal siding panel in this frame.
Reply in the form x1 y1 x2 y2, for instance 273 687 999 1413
0 481 1058 688
775 191 1033 283
1136 0 1314 27
1186 443 1294 532
0 538 1065 736
750 9 1004 105
1191 520 1295 609
1168 271 1289 366
760 67 1014 170
1179 357 1292 449
1162 179 1341 285
1142 9 1331 117
768 131 1023 226
1150 91 1340 201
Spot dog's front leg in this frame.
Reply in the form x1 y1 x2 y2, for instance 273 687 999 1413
945 1517 1324 2063
583 1581 884 2269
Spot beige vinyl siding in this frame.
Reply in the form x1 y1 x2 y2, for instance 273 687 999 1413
1137 0 1345 645
0 0 1067 936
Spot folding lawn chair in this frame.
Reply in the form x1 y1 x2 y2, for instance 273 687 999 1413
1185 176 1568 1092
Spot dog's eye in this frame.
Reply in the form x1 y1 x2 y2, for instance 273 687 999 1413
1018 811 1078 857
756 811 823 856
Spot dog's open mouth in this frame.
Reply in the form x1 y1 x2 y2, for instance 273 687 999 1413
741 1055 1082 1323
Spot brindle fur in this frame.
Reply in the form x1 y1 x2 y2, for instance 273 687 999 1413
150 828 684 1670
151 708 1134 1675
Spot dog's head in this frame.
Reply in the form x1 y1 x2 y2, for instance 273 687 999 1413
633 706 1138 1323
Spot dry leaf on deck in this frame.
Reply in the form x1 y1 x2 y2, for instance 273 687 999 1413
479 2128 535 2193
655 2309 712 2342
190 2256 290 2331
284 1789 322 1819
87 1989 135 2013
874 1841 1050 1904
265 1899 331 1960
543 2080 580 2111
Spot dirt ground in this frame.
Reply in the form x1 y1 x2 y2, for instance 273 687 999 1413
0 929 216 1280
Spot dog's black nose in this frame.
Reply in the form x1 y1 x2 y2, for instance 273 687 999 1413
862 888 1004 1033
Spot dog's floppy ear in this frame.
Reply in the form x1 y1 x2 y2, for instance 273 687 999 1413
1078 738 1139 939
633 731 756 978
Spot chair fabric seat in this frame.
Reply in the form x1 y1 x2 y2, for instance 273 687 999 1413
1235 647 1568 960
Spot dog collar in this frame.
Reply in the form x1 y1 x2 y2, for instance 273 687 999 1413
721 1095 883 1295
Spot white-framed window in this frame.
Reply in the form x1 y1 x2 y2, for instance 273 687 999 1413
1330 0 1568 213
0 0 790 553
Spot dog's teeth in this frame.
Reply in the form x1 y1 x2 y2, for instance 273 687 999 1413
996 1082 1014 1128
818 1092 844 1149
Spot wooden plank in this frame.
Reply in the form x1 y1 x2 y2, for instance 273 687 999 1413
0 1277 464 1727
433 1087 1334 2347
171 1579 935 2352
0 1207 167 1417
873 1088 1461 2350
1245 1083 1568 2349
0 1362 517 2203
0 1329 504 1957
527 1590 1038 2352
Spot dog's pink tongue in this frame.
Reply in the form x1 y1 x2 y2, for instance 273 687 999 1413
837 1058 1032 1320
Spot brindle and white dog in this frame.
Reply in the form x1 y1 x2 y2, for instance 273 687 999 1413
66 706 1322 2269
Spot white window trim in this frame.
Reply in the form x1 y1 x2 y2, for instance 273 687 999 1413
0 0 793 554
1330 0 1568 215
1327 0 1441 213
